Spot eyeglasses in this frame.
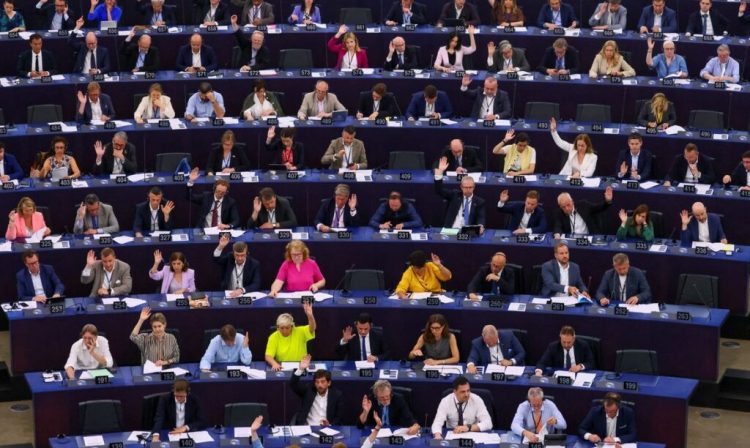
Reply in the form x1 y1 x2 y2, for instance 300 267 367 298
430 325 443 331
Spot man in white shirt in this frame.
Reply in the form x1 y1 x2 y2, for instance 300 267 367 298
289 355 344 426
432 376 493 438
65 323 113 379
152 379 204 434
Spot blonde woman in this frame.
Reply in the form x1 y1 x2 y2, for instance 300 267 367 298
637 92 676 129
134 83 175 123
550 118 598 178
327 25 369 70
489 0 524 27
588 40 635 78
6 197 50 240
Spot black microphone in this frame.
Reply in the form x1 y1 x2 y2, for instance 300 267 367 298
586 276 592 293
666 226 677 244
333 263 356 297
371 162 389 174
605 366 643 380
423 413 430 435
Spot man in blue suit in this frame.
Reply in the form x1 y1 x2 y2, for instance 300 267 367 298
75 82 116 124
137 0 177 26
579 392 637 443
680 202 727 247
175 33 218 72
15 250 65 302
0 143 24 181
637 0 678 33
540 242 590 298
615 133 653 181
405 85 453 120
434 161 486 231
466 325 525 374
537 0 579 30
496 190 547 234
69 25 111 75
314 184 360 233
595 253 652 306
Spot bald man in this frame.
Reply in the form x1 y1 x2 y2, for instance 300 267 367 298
70 18 111 74
552 187 613 238
297 81 347 120
175 33 218 72
434 139 483 174
467 253 515 300
383 36 419 70
679 202 727 247
121 28 160 72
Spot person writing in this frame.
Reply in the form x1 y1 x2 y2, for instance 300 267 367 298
408 314 460 365
268 240 325 296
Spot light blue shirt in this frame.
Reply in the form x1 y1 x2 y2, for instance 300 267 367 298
199 334 252 370
511 400 567 437
185 91 225 119
650 53 688 78
700 56 740 82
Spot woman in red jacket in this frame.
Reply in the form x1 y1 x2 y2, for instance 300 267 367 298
327 25 369 70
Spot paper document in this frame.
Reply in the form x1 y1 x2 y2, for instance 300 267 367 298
440 118 458 125
573 372 596 387
392 428 419 440
446 432 501 443
258 69 277 76
485 364 505 374
126 431 152 442
270 426 313 437
0 241 12 252
619 303 660 313
693 242 735 252
649 244 668 253
168 118 186 130
355 361 376 370
80 369 113 379
126 173 146 183
531 298 549 304
143 360 162 374
505 366 525 376
226 365 267 379
221 117 240 125
664 125 686 135
508 302 526 312
375 428 393 438
48 121 77 133
168 431 213 443
162 367 190 377
639 181 660 190
319 428 339 436
281 362 300 371
380 369 398 379
424 365 464 374
83 435 105 446
233 427 251 438
553 370 576 380
507 174 538 181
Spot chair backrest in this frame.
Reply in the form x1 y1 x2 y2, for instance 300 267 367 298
576 335 602 371
210 142 247 153
389 151 425 169
407 45 422 68
231 45 242 69
0 107 5 125
450 329 463 362
134 93 148 110
391 386 414 416
155 153 192 173
344 269 385 290
592 398 635 408
525 102 560 121
648 211 665 238
35 206 52 233
688 110 725 130
619 51 632 65
503 263 524 295
269 91 286 114
633 99 649 122
203 327 245 351
141 392 169 429
462 53 475 71
340 8 372 24
575 104 611 123
27 104 63 124
79 399 124 434
279 49 313 69
529 265 543 295
676 274 718 308
224 403 270 427
505 328 528 365
615 349 658 375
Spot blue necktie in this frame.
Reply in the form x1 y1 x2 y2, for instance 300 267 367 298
491 278 498 295
360 336 367 361
136 52 145 69
565 349 572 369
462 198 471 224
702 14 708 35
556 58 563 70
91 215 98 229
382 405 390 426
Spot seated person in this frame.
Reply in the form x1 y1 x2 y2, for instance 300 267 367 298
496 189 547 234
314 184 359 232
233 0 275 26
16 249 64 302
384 0 428 26
150 250 196 295
130 307 180 366
75 81 115 124
288 0 321 24
134 83 175 123
434 162 486 231
487 40 530 72
152 379 203 434
0 0 25 31
35 0 76 30
297 80 346 120
405 85 453 120
175 33 218 72
700 44 740 83
511 387 567 443
242 82 277 120
39 137 81 180
80 247 132 298
537 0 578 29
637 0 677 33
535 325 595 375
199 324 251 371
195 0 227 25
396 251 452 299
616 204 655 242
434 27 476 73
120 30 160 72
615 133 653 180
133 186 175 237
408 314 459 365
269 240 325 295
213 235 262 296
242 80 284 117
0 142 24 181
248 187 298 229
437 0 480 26
434 139 484 173
69 27 112 75
290 355 343 426
541 242 590 297
539 38 579 75
6 197 50 240
358 380 419 433
686 0 728 36
357 83 399 120
579 392 637 444
588 0 627 30
265 126 304 170
431 376 492 439
87 0 122 25
17 33 57 78
665 143 716 186
368 191 424 230
550 118 598 178
231 16 270 71
91 131 137 175
336 312 390 361
595 253 651 306
265 303 316 370
646 38 688 78
722 150 750 190
680 202 727 246
187 171 241 229
466 325 525 373
383 36 419 70
321 126 368 170
137 0 176 26
493 130 536 176
73 193 120 235
327 25 369 70
206 130 251 175
489 0 525 27
459 74 511 120
637 92 676 129
552 188 613 237
467 252 515 300
185 82 225 121
588 40 635 79
65 323 113 379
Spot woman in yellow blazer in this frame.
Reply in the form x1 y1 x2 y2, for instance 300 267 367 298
395 250 452 299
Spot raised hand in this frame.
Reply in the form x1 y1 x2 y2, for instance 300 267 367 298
303 300 314 316
77 91 87 105
86 249 97 266
348 193 358 209
93 140 105 158
139 306 152 322
647 37 654 51
218 232 230 248
266 125 276 141
299 354 312 371
337 24 348 36
342 325 354 341
188 167 200 183
461 73 472 87
680 209 691 227
619 161 628 176
549 117 557 132
499 189 509 203
431 252 442 266
437 156 449 173
487 41 496 54
504 128 515 142
253 196 262 213
362 394 372 413
243 332 250 348
619 209 627 223
230 15 238 26
153 249 163 265
161 200 175 216
250 415 263 432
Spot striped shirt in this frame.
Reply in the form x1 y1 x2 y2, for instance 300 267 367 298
129 332 180 365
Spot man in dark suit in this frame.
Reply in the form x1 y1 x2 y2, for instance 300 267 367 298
434 160 486 231
290 356 344 426
541 242 590 297
637 0 678 33
232 0 275 26
175 33 218 72
665 143 716 185
579 392 637 444
36 0 75 30
17 34 57 78
368 191 424 230
487 40 530 72
15 250 65 302
680 201 727 247
133 187 175 238
537 0 579 29
686 0 728 36
120 31 160 73
615 133 653 181
91 131 138 175
466 325 525 373
75 81 116 124
152 379 203 434
467 252 516 300
0 143 24 182
248 187 298 229
357 83 399 119
595 253 652 306
383 37 419 70
314 184 360 232
539 38 580 75
137 0 177 26
722 150 750 189
336 313 390 361
552 187 613 237
69 25 111 75
437 0 480 26
535 325 596 374
384 0 428 25
497 190 547 234
213 234 262 296
460 74 511 120
405 85 453 120
194 0 228 25
358 380 419 433
231 16 271 70
434 139 483 173
187 170 241 229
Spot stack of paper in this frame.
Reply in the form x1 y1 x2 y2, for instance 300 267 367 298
693 242 735 252
126 173 147 183
226 365 267 379
168 431 214 443
143 360 162 374
48 121 77 133
168 118 186 130
319 428 339 436
573 372 596 387
445 432 501 444
355 361 376 370
618 303 660 313
82 435 105 446
80 369 113 380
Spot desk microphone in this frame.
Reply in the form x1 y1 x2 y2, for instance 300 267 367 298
586 276 592 293
604 366 642 380
666 226 677 244
423 413 430 436
691 283 713 320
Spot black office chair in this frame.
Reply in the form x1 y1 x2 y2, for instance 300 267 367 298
633 99 649 123
141 392 169 429
676 274 718 308
27 104 63 124
407 45 423 69
224 403 270 427
462 53 475 70
575 104 611 123
619 51 632 66
389 151 425 169
35 206 52 233
133 93 148 110
392 386 414 415
649 211 665 238
592 398 635 408
615 349 658 375
279 49 313 69
525 102 560 121
203 328 245 351
0 107 5 125
79 400 125 434
268 91 286 114
343 269 385 290
440 387 498 429
529 265 543 295
688 110 725 130
505 328 528 365
339 8 372 24
231 45 243 69
357 90 402 116
210 142 247 154
155 153 192 172
577 335 602 371
503 263 524 295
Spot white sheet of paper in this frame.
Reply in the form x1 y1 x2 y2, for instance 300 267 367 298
313 292 333 302
573 372 596 387
126 173 146 183
440 118 457 125
143 360 161 374
375 428 393 438
639 181 660 189
259 69 277 76
531 298 549 304
379 369 398 379
91 233 112 240
507 174 538 181
162 367 190 376
485 364 505 374
126 431 152 442
508 302 526 312
319 427 339 436
392 428 419 440
281 362 299 371
505 366 525 376
83 435 105 446
619 303 660 313
0 241 13 252
553 370 576 380
355 361 376 370
233 427 251 438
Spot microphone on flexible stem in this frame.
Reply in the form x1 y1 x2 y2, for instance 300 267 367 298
333 263 356 297
666 226 677 245
605 366 641 381
691 283 713 320
586 276 592 293
423 413 430 435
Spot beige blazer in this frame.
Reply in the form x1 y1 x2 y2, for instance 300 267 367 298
588 54 635 78
297 91 346 120
134 95 175 120
320 138 368 169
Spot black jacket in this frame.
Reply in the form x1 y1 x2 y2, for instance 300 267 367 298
615 148 653 181
384 1 428 24
536 339 596 371
188 189 241 229
247 196 297 229
538 46 580 74
358 392 416 428
434 178 486 227
234 28 271 69
206 144 251 174
17 50 57 78
637 101 676 127
357 92 399 118
335 329 390 361
91 142 138 175
383 46 419 70
467 263 515 295
265 139 305 169
213 249 262 291
120 41 160 72
194 1 228 25
462 86 512 119
314 198 360 229
69 35 111 74
666 153 716 185
152 393 203 433
725 161 750 187
552 199 612 235
433 148 484 173
37 4 76 30
289 373 344 425
133 200 174 236
686 10 728 35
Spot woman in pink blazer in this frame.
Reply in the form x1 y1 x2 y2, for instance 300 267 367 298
434 25 477 72
327 25 369 70
149 250 196 294
6 197 50 240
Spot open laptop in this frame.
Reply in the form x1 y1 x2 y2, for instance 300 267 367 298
99 20 117 31
332 110 348 122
